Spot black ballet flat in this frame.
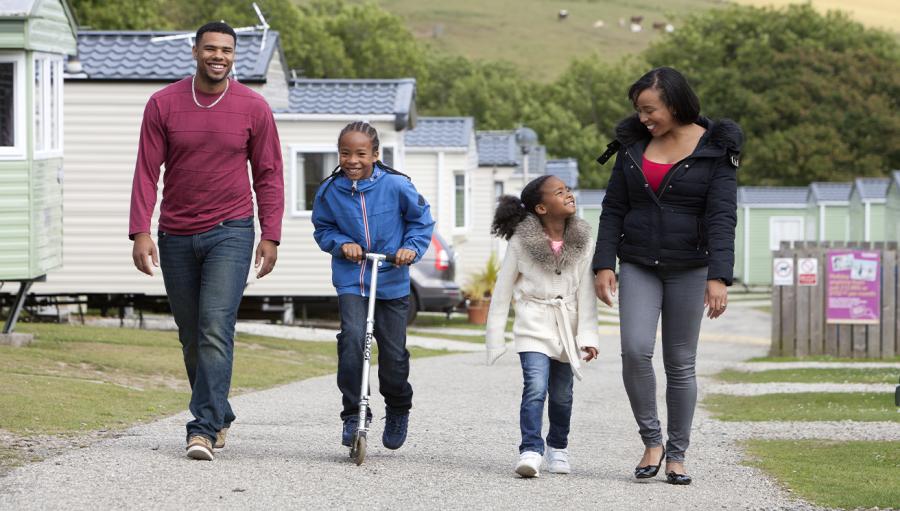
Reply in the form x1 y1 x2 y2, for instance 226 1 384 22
634 447 666 479
666 471 692 485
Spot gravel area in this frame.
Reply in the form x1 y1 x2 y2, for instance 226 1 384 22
0 335 820 509
704 382 898 395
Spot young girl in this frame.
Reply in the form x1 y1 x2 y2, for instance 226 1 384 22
311 121 435 451
485 175 600 478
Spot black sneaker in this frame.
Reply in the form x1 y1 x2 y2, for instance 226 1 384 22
382 412 409 450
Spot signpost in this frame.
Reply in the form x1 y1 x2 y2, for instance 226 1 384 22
798 258 818 286
773 257 794 286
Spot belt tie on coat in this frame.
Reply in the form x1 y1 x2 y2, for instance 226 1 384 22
521 293 583 380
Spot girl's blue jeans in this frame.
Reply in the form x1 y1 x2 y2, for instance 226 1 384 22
518 351 574 455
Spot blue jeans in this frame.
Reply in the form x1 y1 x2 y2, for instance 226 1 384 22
519 352 574 455
158 217 254 442
337 294 412 420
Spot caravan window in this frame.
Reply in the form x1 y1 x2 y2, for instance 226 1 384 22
291 149 337 216
0 53 25 158
33 55 63 158
454 171 470 231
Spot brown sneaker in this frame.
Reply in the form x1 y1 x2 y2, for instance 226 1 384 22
214 427 229 450
186 435 214 461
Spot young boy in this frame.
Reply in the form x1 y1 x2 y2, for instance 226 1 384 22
312 121 434 450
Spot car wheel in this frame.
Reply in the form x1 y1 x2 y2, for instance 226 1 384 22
406 289 419 326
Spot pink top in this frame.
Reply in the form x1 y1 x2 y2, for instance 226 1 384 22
641 155 674 193
550 240 564 255
129 77 284 242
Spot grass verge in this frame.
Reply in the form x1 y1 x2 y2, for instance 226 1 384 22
0 322 451 474
715 367 899 384
743 439 900 509
749 355 900 363
703 392 899 422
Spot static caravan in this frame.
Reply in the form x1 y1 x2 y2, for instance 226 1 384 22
576 189 605 231
403 115 477 256
887 171 900 243
33 31 421 318
0 0 77 330
848 177 889 243
32 30 290 300
468 130 548 281
735 186 808 286
260 77 416 300
805 182 851 242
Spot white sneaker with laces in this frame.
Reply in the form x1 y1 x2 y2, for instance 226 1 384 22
546 447 571 474
515 451 542 478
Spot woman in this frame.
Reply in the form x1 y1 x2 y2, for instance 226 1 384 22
592 67 741 485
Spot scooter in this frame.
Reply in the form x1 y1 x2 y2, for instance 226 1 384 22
349 252 395 466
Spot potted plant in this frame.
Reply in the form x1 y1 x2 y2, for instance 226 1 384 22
463 253 499 324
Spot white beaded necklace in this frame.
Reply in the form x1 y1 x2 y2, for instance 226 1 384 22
191 74 229 109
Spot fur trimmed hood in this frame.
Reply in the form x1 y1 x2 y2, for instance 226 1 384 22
514 214 593 274
615 115 743 154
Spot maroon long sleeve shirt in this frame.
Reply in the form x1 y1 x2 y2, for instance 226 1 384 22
129 77 284 243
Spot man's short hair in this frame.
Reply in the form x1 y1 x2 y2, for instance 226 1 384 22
195 22 237 47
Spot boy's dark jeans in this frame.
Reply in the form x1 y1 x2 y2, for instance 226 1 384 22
158 217 254 443
337 294 413 420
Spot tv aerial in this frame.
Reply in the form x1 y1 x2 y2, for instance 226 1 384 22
149 2 270 53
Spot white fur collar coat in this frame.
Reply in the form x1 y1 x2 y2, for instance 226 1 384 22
485 215 601 378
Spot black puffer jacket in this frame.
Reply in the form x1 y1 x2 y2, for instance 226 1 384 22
591 115 742 284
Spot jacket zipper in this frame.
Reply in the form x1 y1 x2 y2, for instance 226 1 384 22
625 151 657 204
358 191 371 296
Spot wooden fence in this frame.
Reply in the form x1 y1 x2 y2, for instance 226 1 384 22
771 241 898 359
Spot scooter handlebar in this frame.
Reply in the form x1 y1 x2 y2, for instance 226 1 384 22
343 253 396 263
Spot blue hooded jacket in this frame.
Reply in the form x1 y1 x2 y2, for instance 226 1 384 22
311 163 435 299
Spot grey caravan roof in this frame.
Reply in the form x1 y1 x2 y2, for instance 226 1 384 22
0 0 37 17
70 30 283 83
852 177 890 201
577 189 606 207
286 78 417 131
738 187 809 208
476 130 519 166
476 130 547 176
405 117 473 148
546 158 579 189
808 182 852 204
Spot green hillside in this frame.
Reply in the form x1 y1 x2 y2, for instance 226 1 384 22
312 0 722 81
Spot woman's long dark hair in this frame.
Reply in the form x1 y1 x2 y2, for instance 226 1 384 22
491 175 553 240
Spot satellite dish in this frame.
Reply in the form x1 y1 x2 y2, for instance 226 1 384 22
150 2 270 53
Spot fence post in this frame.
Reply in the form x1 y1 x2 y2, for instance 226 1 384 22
771 247 783 356
795 242 811 357
882 243 897 359
809 242 825 356
780 242 797 357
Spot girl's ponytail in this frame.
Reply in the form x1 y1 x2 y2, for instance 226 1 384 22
491 175 553 240
491 195 528 240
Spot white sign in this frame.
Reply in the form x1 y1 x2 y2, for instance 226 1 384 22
773 258 794 286
798 258 818 286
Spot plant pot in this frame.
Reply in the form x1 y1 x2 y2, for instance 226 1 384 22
467 300 490 325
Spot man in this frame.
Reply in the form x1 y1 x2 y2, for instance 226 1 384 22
129 22 284 461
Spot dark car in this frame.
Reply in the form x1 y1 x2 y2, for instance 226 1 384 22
408 231 461 324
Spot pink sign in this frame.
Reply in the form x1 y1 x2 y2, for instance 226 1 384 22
826 250 880 324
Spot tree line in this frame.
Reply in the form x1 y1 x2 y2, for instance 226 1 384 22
69 0 900 188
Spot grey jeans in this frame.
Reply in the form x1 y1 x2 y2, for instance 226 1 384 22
618 262 708 462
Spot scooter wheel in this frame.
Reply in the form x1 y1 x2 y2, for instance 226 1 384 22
351 434 367 466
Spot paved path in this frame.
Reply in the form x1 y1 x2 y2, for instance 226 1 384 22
0 308 826 510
